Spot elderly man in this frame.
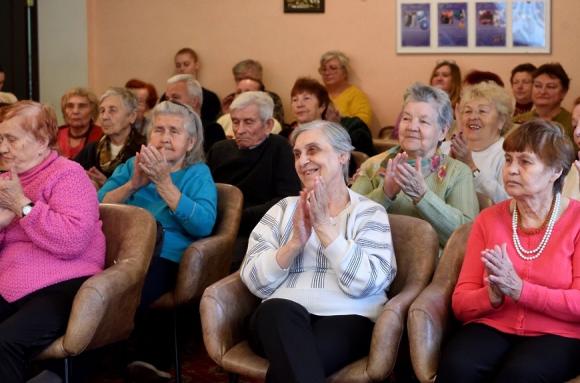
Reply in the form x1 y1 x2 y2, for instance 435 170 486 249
221 59 285 124
207 91 301 268
165 74 225 152
218 77 282 138
173 47 221 122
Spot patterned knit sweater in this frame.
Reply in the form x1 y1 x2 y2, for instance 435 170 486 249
0 151 105 302
240 189 397 321
351 147 478 247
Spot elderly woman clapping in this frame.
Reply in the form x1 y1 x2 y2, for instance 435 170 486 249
0 101 105 382
99 100 217 377
99 100 217 306
241 120 396 382
450 81 514 203
438 120 580 382
352 83 478 247
75 87 146 189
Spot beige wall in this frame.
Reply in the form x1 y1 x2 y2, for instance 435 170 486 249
38 0 88 123
86 0 580 135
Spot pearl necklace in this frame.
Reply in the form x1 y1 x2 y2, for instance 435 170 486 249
511 193 560 261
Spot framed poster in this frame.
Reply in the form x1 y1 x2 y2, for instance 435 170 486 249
475 2 506 47
400 3 431 47
396 0 550 53
438 2 468 47
284 0 325 13
512 0 547 48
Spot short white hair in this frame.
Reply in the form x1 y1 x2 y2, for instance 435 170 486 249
167 74 203 105
230 91 274 121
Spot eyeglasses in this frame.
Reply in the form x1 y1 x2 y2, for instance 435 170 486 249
318 65 343 74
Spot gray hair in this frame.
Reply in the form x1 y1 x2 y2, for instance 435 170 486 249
167 74 204 106
460 81 514 133
99 87 139 114
403 83 453 132
319 50 350 76
230 91 274 121
290 120 354 181
232 59 263 81
147 101 205 167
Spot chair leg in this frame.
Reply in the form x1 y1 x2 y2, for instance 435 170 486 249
228 373 240 383
63 357 70 383
173 308 181 383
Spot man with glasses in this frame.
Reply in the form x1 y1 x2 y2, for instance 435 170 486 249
165 74 225 152
513 63 573 147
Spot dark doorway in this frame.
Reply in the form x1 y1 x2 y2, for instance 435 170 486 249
0 0 39 100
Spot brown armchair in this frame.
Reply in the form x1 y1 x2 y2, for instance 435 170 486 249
408 222 580 383
407 222 472 383
36 204 157 382
150 183 244 382
200 214 439 382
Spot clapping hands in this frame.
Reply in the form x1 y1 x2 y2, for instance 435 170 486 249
137 145 172 185
0 169 30 218
127 145 172 193
482 243 523 303
450 132 476 170
382 152 427 203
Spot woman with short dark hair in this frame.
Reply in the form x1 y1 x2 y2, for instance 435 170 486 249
438 119 580 382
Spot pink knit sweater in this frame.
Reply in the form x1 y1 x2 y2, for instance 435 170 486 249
0 151 105 302
453 199 580 340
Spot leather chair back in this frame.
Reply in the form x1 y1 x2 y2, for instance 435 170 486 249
152 183 244 308
407 222 473 383
38 204 157 358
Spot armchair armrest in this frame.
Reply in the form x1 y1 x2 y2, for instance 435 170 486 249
38 258 144 358
151 232 235 309
200 273 260 366
407 279 454 383
366 280 427 381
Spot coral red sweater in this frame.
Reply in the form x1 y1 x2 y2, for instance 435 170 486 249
0 151 105 302
453 199 580 340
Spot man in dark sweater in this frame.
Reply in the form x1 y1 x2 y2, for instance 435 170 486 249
165 74 226 153
207 91 301 267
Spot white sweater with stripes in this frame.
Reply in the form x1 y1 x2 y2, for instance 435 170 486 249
240 189 397 321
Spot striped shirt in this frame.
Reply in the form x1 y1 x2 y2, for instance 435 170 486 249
240 189 396 321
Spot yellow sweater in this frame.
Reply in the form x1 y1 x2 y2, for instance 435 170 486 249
331 85 373 126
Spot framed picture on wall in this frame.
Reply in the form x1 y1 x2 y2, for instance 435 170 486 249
284 0 325 13
396 0 550 53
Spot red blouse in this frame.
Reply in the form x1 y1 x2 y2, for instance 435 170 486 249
56 122 103 159
453 198 580 340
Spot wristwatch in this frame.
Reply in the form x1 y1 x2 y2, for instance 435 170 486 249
472 168 481 178
21 202 34 217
